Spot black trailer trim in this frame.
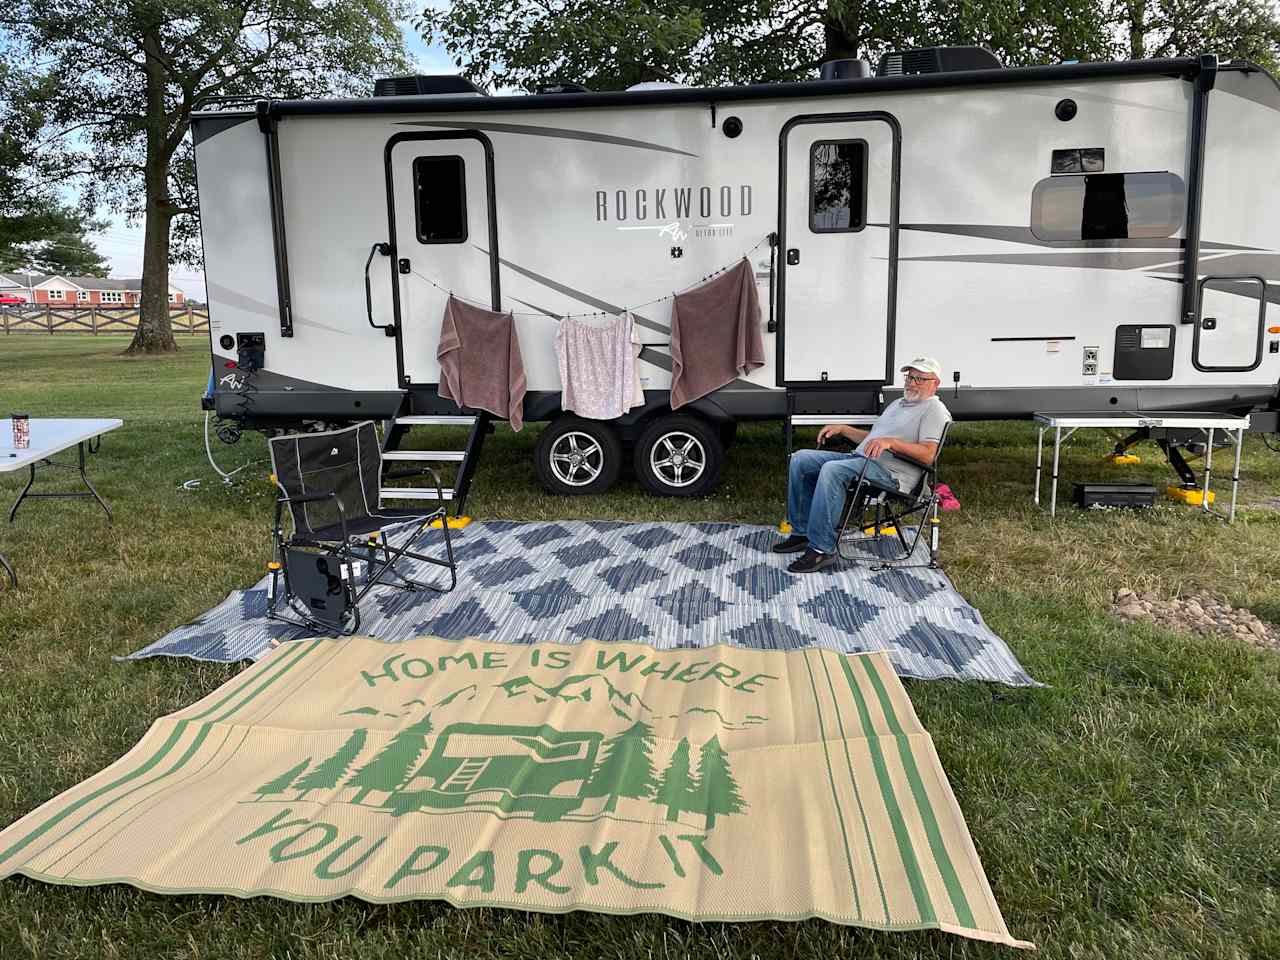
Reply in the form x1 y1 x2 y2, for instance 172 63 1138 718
383 130 501 388
776 111 901 388
256 103 295 338
1179 54 1218 325
241 57 1236 121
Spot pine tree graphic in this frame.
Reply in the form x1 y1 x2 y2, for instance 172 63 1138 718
653 737 699 822
345 713 434 804
692 735 746 829
582 720 657 813
294 729 368 800
255 757 312 799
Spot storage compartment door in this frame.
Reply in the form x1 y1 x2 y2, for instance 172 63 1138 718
1193 276 1266 372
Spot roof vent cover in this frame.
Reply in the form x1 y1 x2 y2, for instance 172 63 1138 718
373 75 487 97
819 59 873 80
876 46 1002 77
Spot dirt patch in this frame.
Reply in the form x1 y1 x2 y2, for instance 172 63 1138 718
1112 590 1279 651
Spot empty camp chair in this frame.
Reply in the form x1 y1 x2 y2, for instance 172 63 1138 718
266 421 456 634
834 421 951 569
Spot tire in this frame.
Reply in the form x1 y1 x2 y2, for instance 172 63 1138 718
633 414 724 497
534 416 623 495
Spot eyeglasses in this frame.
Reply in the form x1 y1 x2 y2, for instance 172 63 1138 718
904 373 937 384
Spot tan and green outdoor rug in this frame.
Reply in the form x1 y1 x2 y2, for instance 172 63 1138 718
0 636 1032 949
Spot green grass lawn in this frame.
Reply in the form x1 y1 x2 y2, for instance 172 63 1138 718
0 334 1277 959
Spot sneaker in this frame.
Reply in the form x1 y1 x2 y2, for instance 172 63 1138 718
787 548 838 574
771 534 810 554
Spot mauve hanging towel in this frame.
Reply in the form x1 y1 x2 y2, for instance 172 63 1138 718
669 258 765 409
436 296 527 431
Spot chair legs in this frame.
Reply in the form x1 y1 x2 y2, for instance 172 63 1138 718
836 485 941 569
267 513 457 635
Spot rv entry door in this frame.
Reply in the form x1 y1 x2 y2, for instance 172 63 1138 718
386 133 499 385
779 114 899 385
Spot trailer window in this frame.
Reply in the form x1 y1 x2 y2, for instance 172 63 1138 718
1030 171 1184 242
810 140 867 232
413 155 467 243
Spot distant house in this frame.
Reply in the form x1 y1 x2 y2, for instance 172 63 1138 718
0 272 184 307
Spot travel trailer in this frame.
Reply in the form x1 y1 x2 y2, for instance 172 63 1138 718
192 50 1280 503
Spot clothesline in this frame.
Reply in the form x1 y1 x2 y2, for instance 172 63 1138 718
408 232 774 320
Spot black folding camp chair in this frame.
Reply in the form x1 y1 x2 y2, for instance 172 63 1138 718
834 421 951 569
266 421 456 634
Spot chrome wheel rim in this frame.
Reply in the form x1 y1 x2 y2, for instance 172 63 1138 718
549 431 605 487
650 431 706 488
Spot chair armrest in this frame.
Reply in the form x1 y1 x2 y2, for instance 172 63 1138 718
277 491 342 508
888 450 935 471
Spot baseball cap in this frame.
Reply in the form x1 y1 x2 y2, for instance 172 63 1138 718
900 357 943 379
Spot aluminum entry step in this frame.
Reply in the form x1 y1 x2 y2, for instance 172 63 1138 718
381 450 466 462
789 414 881 426
381 487 455 501
394 415 476 426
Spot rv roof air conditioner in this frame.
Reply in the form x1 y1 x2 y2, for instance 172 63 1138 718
876 46 1002 77
626 81 688 92
819 59 873 80
372 75 487 97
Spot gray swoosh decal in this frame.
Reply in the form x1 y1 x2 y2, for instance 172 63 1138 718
897 251 1198 270
1152 275 1280 306
879 223 1259 252
476 245 670 335
397 119 699 158
208 282 353 337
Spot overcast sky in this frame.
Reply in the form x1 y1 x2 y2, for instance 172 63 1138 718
90 19 458 301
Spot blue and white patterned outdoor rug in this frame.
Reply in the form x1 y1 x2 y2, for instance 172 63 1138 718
122 520 1037 686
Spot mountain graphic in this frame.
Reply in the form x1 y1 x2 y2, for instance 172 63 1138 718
495 674 656 722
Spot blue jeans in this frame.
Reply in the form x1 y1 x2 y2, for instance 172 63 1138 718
786 451 899 554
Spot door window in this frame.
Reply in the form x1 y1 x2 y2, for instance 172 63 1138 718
809 140 867 233
413 155 467 243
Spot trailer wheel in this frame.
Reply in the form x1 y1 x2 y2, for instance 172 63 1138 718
633 415 724 497
534 416 623 495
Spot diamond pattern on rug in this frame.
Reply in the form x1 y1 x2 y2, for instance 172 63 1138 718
511 578 587 620
729 562 792 603
568 608 651 642
653 583 731 627
672 542 732 571
871 568 944 603
624 526 680 550
123 520 1038 687
597 558 668 595
414 599 496 640
729 615 812 650
553 540 613 568
800 589 882 632
470 557 536 587
514 523 572 549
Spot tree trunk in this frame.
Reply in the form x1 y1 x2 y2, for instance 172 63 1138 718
823 5 860 62
125 25 178 355
1126 0 1146 60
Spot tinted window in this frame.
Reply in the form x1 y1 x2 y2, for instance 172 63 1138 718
413 155 467 243
810 140 866 232
1031 171 1184 241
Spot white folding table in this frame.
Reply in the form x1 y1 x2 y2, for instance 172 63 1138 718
1 418 124 525
1033 411 1250 522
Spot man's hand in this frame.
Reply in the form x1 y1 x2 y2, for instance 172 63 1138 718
861 436 895 459
817 423 851 446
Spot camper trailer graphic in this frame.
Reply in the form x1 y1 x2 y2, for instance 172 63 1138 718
385 722 603 822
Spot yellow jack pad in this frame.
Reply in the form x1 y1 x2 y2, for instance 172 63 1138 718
863 525 899 537
429 516 473 529
1166 486 1214 506
778 520 793 534
1104 453 1142 465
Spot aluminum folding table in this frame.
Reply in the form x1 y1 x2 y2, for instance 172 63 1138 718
2 418 124 525
1033 411 1251 522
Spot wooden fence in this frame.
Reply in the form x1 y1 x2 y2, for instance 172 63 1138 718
0 305 210 335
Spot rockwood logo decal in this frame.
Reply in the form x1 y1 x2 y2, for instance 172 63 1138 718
595 185 755 241
0 636 1031 948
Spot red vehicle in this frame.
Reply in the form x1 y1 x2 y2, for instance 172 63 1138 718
0 295 27 304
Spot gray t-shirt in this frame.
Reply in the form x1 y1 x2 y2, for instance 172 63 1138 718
855 395 951 491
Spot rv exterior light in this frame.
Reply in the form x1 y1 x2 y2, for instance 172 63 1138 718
722 116 743 138
1055 99 1078 121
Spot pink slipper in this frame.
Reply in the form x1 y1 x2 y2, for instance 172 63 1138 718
935 483 961 511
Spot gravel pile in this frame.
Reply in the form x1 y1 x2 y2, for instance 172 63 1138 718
1112 590 1279 651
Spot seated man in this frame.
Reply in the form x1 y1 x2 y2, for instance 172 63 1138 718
775 358 951 573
